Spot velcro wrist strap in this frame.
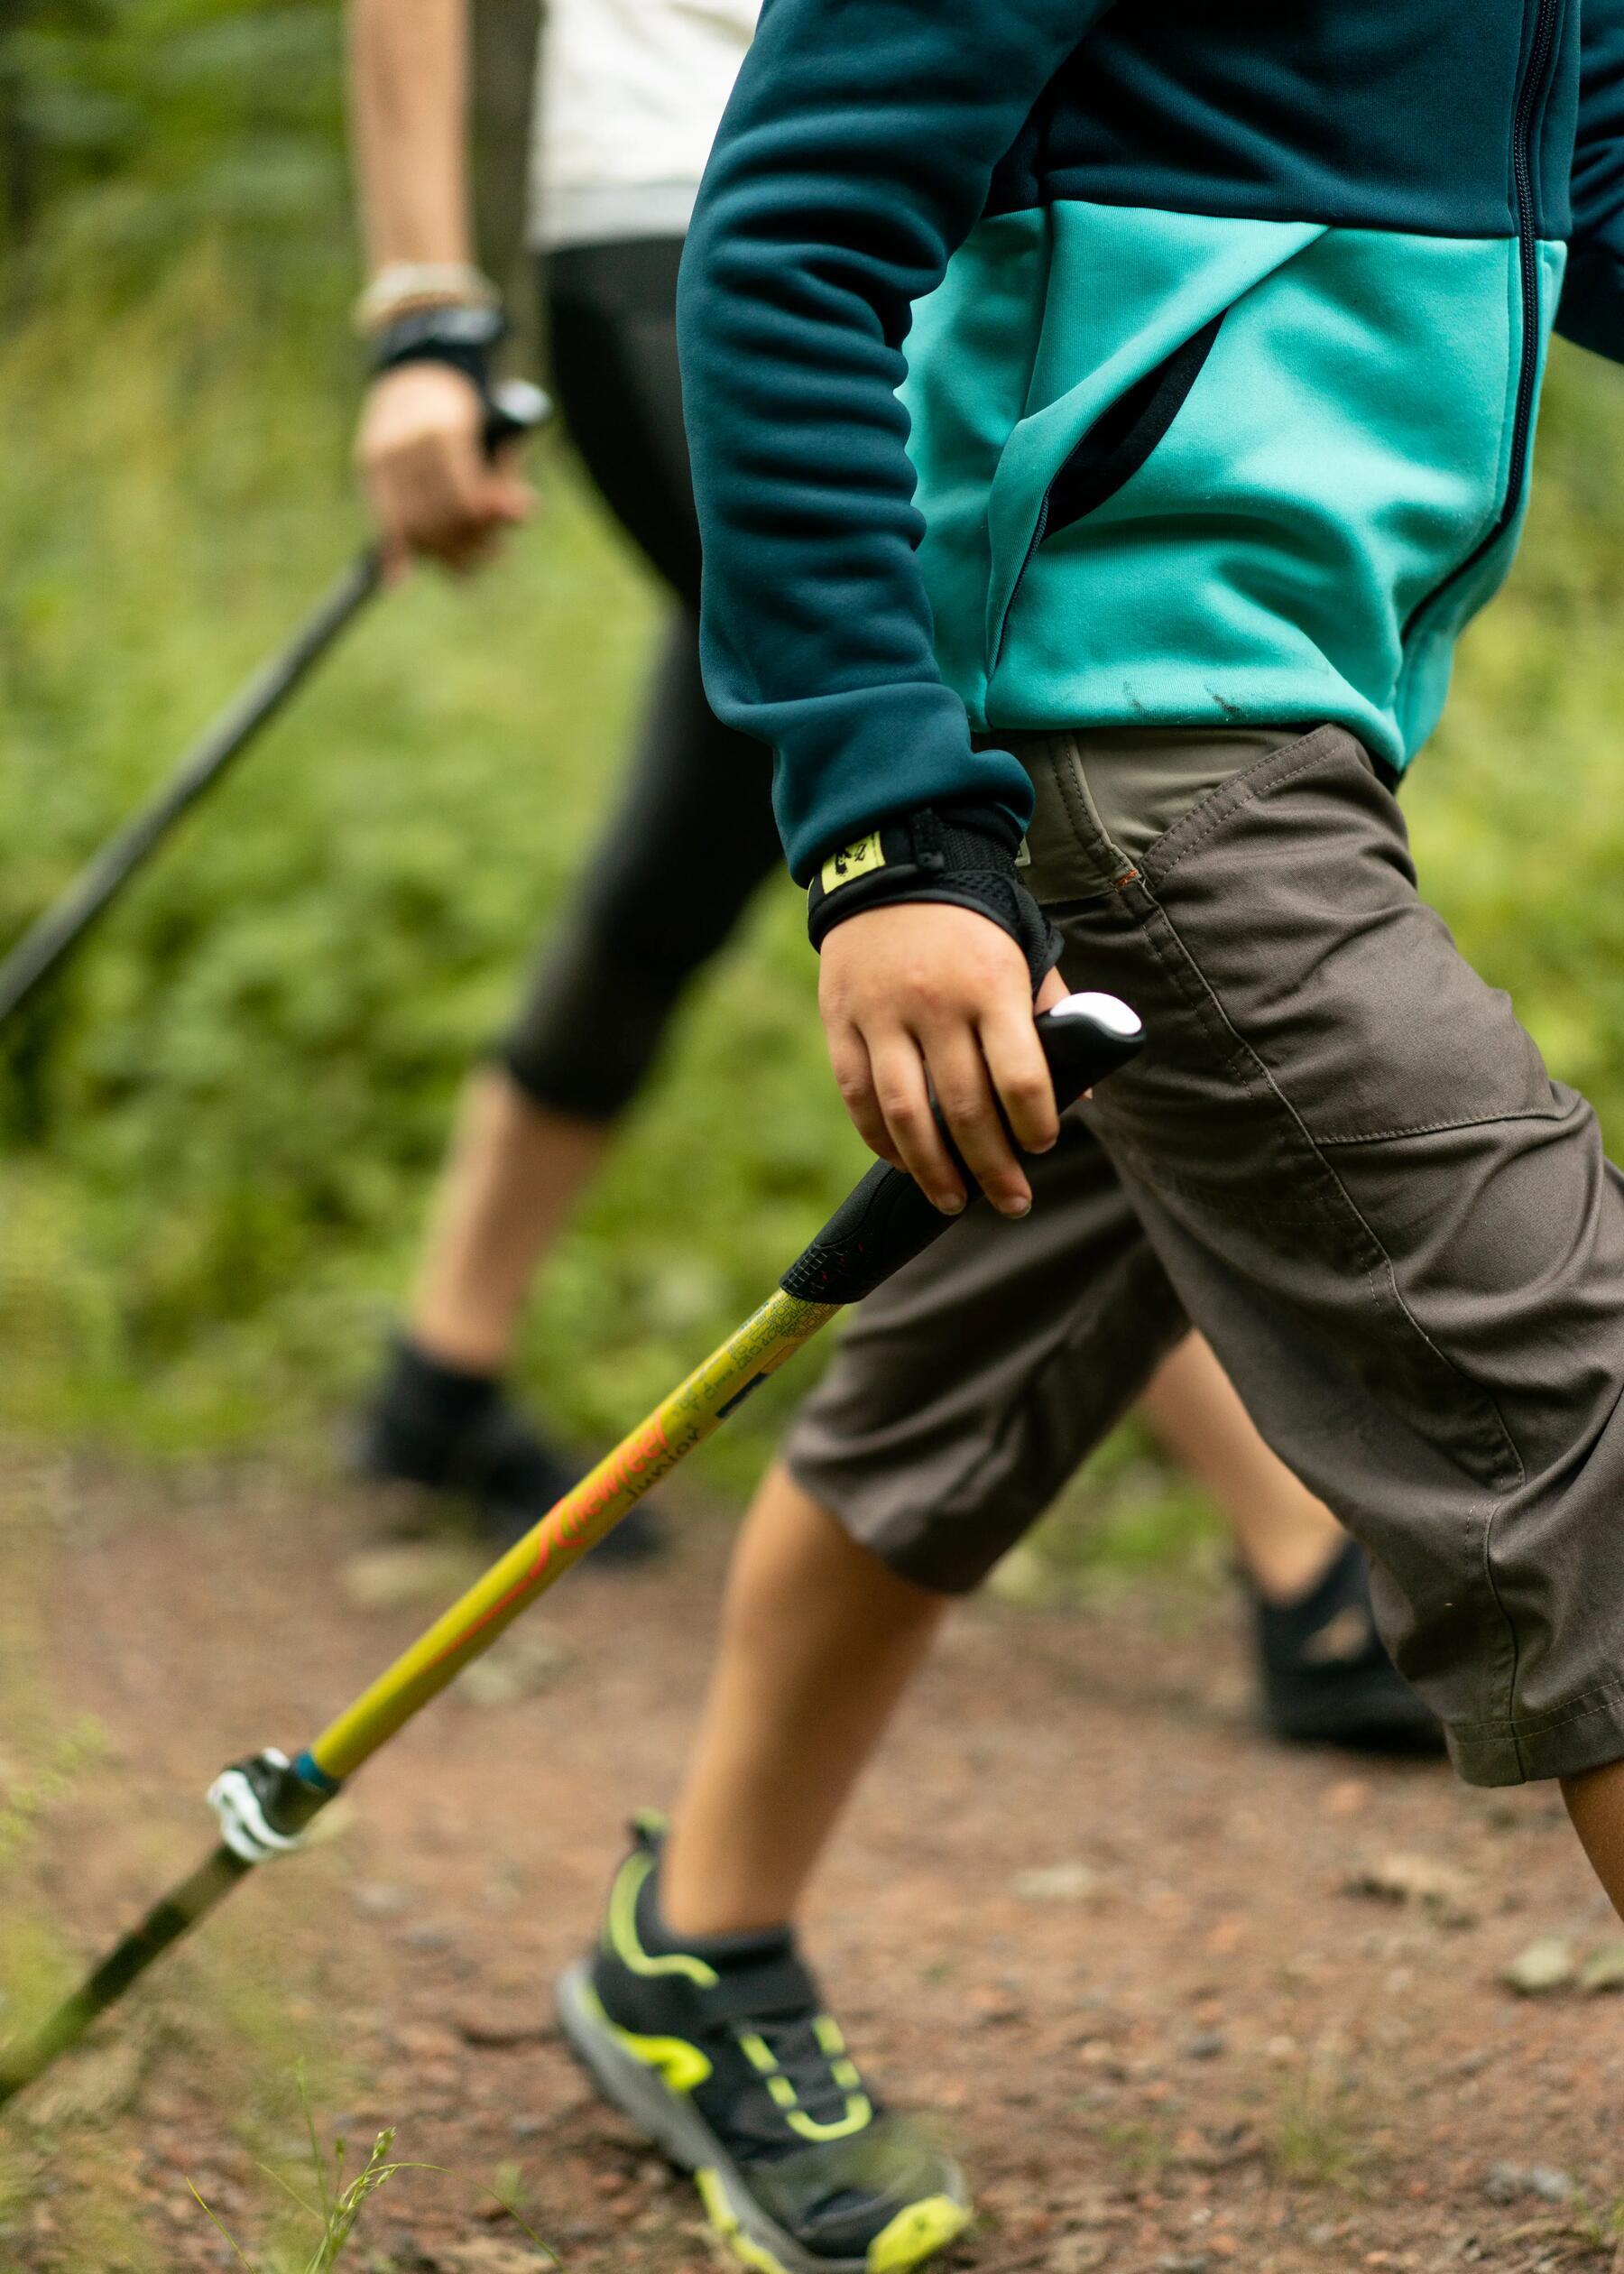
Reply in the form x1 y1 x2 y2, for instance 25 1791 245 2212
807 808 1062 988
367 302 507 394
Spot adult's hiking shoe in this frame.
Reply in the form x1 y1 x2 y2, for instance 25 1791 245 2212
1251 1537 1443 1753
353 1333 660 1561
557 1819 970 2274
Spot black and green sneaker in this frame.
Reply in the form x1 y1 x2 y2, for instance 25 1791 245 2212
557 1818 970 2274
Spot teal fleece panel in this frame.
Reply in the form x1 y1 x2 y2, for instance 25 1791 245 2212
1396 240 1566 755
902 208 1565 772
895 212 1052 726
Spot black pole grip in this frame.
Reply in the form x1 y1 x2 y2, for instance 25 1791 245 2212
483 377 551 457
780 993 1143 1307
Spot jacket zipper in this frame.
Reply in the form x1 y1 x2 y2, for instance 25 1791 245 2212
1403 0 1562 639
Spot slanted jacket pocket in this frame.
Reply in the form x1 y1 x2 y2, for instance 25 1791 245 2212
1044 313 1225 540
992 312 1226 671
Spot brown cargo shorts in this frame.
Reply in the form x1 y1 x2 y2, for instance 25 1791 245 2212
786 724 1624 1787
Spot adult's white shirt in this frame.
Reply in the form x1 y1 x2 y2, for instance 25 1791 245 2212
530 0 761 250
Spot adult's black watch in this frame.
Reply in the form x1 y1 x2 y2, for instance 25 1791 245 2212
366 302 508 396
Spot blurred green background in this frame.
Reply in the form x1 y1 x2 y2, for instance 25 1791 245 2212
2 0 1622 1535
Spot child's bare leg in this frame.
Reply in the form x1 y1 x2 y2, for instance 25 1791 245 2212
661 1461 948 1937
1563 1762 1624 1920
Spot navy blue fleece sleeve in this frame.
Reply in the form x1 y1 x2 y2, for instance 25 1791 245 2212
1559 0 1624 360
678 0 1109 883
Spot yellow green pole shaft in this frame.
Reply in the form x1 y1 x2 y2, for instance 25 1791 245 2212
0 1286 836 2110
300 1285 836 1788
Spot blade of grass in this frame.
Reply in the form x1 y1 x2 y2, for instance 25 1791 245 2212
252 2158 323 2223
187 2181 261 2272
297 2065 335 2218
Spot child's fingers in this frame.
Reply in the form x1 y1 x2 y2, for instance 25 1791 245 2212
977 995 1061 1160
869 1032 966 1215
919 1022 1032 1217
826 1023 905 1175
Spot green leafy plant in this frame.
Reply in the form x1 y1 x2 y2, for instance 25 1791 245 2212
190 2075 558 2271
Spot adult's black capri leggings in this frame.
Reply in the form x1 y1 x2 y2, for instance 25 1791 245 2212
496 236 783 1119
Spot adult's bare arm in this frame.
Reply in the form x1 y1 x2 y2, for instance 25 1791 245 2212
347 0 531 571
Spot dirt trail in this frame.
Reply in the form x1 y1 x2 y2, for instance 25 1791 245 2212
4 1460 1623 2274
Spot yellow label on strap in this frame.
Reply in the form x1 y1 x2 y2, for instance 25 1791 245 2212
820 832 886 892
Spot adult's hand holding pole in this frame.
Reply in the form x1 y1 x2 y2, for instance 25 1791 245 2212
356 362 536 576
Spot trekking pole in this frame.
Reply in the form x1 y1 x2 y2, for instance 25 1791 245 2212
0 992 1142 2110
0 381 551 1033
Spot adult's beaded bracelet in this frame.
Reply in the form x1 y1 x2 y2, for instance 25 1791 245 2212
354 262 502 337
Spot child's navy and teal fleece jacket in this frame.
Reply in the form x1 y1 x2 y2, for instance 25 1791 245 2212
676 0 1624 880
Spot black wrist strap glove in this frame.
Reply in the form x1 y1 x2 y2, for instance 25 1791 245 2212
807 804 1063 989
366 302 507 398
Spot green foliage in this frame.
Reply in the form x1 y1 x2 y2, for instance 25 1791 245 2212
2 1 1623 1534
1 0 346 287
190 2078 556 2269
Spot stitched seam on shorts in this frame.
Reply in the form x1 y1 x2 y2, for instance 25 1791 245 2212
1451 1677 1624 1742
1317 1106 1564 1146
1475 1497 1525 1775
1464 1375 1624 1752
1128 887 1527 1502
1141 727 1355 885
1133 730 1562 1154
1048 734 1106 856
1049 732 1140 888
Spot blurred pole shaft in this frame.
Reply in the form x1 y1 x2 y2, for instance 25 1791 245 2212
0 378 546 1034
0 553 383 1031
0 0 38 249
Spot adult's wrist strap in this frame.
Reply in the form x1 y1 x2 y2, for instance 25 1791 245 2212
365 302 508 395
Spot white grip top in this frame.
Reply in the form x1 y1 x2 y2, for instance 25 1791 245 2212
1050 991 1144 1040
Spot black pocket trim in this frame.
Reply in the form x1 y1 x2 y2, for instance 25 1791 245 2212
1043 313 1225 542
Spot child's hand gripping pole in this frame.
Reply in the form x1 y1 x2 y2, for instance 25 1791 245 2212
781 990 1144 1305
0 992 1141 2111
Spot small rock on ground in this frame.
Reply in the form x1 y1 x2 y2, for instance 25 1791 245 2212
1502 1937 1576 1995
1345 1851 1478 1925
1011 1862 1102 1903
458 1630 567 1709
1580 1938 1624 1994
1481 2160 1574 2205
339 1544 483 1613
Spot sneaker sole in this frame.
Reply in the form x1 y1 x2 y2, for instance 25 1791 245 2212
555 1961 969 2274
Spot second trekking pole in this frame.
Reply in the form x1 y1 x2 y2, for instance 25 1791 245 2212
0 380 550 1032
